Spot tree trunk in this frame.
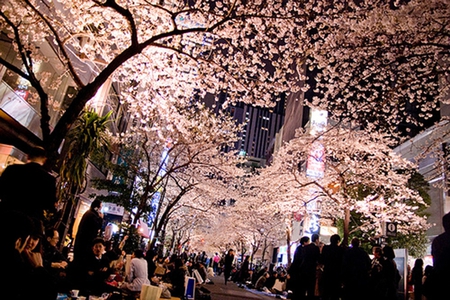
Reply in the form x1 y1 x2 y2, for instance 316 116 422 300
343 207 350 247
286 226 292 268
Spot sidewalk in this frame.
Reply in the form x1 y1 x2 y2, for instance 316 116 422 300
203 276 282 300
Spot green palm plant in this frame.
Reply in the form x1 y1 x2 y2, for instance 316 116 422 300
59 109 112 190
56 109 112 244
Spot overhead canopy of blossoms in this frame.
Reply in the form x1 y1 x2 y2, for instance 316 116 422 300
256 125 430 243
0 0 313 156
305 0 450 138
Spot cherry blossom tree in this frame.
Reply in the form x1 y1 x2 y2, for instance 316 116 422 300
0 0 310 164
91 97 246 248
257 124 430 248
305 0 450 138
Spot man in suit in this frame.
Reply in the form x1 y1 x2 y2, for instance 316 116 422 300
0 146 57 229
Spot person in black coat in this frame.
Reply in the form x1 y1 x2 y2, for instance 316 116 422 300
429 212 450 300
223 249 235 285
77 237 115 297
341 238 371 300
166 258 187 298
237 255 250 286
320 234 345 300
410 258 424 300
300 233 321 300
287 236 310 300
0 146 57 229
73 199 104 267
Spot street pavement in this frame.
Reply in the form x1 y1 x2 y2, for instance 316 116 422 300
203 276 284 300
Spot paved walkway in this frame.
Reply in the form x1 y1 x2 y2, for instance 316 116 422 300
203 276 284 300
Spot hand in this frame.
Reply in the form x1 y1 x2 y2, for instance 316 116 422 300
53 261 68 269
23 250 43 268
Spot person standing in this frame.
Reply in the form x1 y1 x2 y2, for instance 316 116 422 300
73 199 104 267
213 252 220 274
429 212 450 300
0 146 57 230
223 249 235 285
382 245 400 300
341 238 371 300
287 236 310 300
368 246 388 300
301 233 321 300
237 255 250 286
320 234 345 300
410 258 424 300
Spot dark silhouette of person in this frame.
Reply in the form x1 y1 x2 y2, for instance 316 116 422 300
166 258 188 298
73 199 104 267
237 255 250 286
0 146 57 230
320 234 345 300
300 233 321 300
410 258 423 300
382 245 399 300
42 227 71 293
368 246 388 300
429 211 450 300
287 236 310 300
1 210 57 300
341 238 371 300
223 249 235 285
77 237 115 297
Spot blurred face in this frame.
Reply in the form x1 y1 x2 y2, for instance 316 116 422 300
25 236 40 251
373 247 382 258
92 242 105 257
47 230 59 247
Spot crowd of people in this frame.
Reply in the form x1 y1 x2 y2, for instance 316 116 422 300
220 217 450 300
1 205 220 299
0 146 449 300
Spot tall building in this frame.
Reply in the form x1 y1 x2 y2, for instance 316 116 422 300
205 92 285 166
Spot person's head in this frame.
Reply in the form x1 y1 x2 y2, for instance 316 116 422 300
330 234 341 245
133 249 145 259
443 212 450 232
92 237 106 257
300 236 310 245
45 228 60 247
424 265 433 276
174 258 184 269
228 249 234 255
90 199 102 212
311 233 320 243
382 245 395 260
372 246 382 258
25 234 41 253
27 146 47 164
414 258 424 268
350 237 360 248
